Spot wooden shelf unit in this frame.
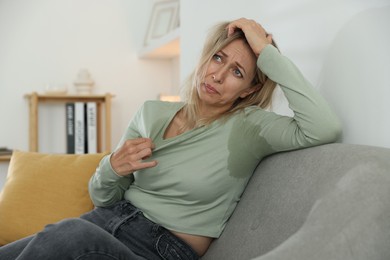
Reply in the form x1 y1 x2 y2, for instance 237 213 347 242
25 92 114 153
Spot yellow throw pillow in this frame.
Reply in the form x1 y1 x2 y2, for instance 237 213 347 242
0 150 107 246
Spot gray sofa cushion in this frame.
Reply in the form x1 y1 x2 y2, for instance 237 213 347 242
202 143 390 260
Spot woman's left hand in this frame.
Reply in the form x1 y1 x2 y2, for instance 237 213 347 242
227 18 273 57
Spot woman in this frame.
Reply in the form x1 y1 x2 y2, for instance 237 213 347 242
0 18 341 260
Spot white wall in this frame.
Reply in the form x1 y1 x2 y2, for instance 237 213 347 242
318 6 390 147
0 0 179 188
181 0 390 146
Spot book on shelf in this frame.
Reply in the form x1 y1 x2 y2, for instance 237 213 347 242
74 102 85 154
65 102 98 154
65 103 75 153
86 102 97 154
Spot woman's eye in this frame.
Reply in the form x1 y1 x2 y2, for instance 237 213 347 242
233 68 243 78
213 54 222 62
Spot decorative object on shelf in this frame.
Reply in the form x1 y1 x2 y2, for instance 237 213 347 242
144 0 180 47
44 83 68 95
74 69 95 94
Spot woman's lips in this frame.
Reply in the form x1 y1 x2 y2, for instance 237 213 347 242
204 83 219 94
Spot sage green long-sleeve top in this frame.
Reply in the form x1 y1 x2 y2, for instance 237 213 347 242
89 45 341 238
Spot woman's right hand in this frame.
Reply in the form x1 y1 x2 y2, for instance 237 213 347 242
227 18 273 57
110 138 158 176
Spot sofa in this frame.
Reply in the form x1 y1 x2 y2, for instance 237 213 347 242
1 143 389 259
202 143 390 260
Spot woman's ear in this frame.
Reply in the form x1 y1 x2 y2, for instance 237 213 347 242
239 84 261 98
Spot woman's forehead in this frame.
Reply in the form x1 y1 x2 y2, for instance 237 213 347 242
219 40 257 72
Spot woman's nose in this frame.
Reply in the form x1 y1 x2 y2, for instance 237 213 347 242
212 75 221 83
212 68 226 83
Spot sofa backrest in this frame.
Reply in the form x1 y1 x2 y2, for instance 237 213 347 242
202 143 390 260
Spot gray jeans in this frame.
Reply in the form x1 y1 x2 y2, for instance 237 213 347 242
0 200 199 260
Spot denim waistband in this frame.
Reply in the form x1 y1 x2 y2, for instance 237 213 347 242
82 200 200 260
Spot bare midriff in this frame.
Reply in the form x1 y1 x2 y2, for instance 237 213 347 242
170 230 214 257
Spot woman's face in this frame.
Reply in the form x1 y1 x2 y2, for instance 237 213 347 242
197 39 258 114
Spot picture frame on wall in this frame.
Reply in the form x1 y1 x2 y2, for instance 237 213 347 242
144 0 180 46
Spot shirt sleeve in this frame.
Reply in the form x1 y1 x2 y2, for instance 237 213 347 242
249 44 342 153
88 104 144 207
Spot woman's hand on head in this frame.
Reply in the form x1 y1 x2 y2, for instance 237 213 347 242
227 18 273 57
110 138 158 176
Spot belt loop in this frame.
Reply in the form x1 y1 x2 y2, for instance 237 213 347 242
111 208 141 236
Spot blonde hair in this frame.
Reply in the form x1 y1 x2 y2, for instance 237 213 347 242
181 21 279 129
